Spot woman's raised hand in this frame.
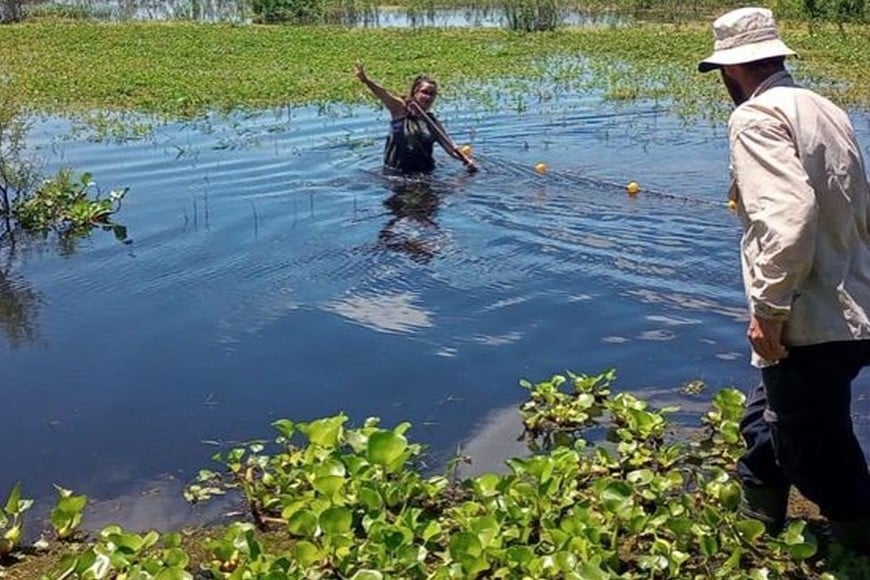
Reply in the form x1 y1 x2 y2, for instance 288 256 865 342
353 61 367 83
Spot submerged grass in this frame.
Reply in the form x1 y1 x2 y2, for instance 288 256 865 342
0 21 868 119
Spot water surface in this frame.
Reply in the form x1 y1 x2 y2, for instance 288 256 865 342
3 91 870 529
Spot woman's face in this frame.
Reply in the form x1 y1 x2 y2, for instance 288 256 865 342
413 81 438 110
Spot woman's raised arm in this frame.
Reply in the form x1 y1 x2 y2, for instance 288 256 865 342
354 62 407 119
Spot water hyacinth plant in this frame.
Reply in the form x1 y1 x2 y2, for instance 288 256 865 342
49 485 88 541
12 170 127 234
0 482 33 559
0 370 864 577
181 370 849 578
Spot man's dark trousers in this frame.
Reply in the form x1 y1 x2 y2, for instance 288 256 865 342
737 340 870 522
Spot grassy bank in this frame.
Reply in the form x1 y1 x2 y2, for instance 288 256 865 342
1 21 868 119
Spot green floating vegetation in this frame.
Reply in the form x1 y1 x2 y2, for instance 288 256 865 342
2 370 869 578
0 22 867 121
11 170 127 233
1 87 129 242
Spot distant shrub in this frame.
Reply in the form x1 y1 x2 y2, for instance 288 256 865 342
0 0 26 22
23 2 102 19
250 0 376 23
503 0 562 30
251 0 322 22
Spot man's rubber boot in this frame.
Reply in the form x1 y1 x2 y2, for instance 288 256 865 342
739 486 789 535
830 519 870 557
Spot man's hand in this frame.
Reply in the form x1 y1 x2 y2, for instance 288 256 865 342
748 314 788 361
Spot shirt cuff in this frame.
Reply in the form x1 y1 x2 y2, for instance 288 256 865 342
752 300 790 320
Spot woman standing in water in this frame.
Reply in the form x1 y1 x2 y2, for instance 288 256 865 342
354 62 477 175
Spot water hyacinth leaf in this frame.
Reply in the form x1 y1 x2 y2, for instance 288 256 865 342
82 552 111 578
576 393 596 409
294 540 321 567
351 571 384 580
2 524 20 544
699 534 718 557
504 545 534 566
734 519 766 542
555 551 577 572
397 544 425 565
271 419 295 439
4 482 22 515
600 481 632 512
164 547 190 568
421 520 441 542
300 415 346 448
104 529 145 553
718 481 742 510
784 542 817 560
638 554 669 572
780 521 817 559
720 421 741 444
367 430 408 467
627 469 654 486
313 460 346 495
320 506 353 534
163 532 185 550
449 531 483 560
723 546 743 570
154 569 193 580
344 428 369 453
357 484 382 510
288 509 319 537
472 473 501 497
50 553 79 578
313 475 345 496
470 515 499 548
51 492 88 533
384 529 408 552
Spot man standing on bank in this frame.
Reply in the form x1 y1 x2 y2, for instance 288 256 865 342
699 7 870 554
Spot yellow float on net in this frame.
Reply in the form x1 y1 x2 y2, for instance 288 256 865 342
459 145 473 157
535 163 548 175
727 199 738 211
626 181 640 195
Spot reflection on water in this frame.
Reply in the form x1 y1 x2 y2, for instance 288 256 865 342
32 0 623 26
3 93 870 532
0 247 41 347
379 177 445 264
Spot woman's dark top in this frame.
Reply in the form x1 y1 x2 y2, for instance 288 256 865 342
383 113 446 175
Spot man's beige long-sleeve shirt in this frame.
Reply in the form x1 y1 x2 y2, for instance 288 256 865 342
728 71 870 366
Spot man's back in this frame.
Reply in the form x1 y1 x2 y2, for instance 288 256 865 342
729 74 870 346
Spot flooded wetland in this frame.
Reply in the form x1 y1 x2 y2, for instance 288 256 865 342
2 4 870 576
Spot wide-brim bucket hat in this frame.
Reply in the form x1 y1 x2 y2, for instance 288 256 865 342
698 7 796 73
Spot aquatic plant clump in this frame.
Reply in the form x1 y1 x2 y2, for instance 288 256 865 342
176 370 852 578
12 170 127 234
2 370 870 577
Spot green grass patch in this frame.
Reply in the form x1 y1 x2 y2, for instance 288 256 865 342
0 21 868 120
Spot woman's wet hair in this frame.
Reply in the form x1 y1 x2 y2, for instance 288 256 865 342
406 75 438 102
